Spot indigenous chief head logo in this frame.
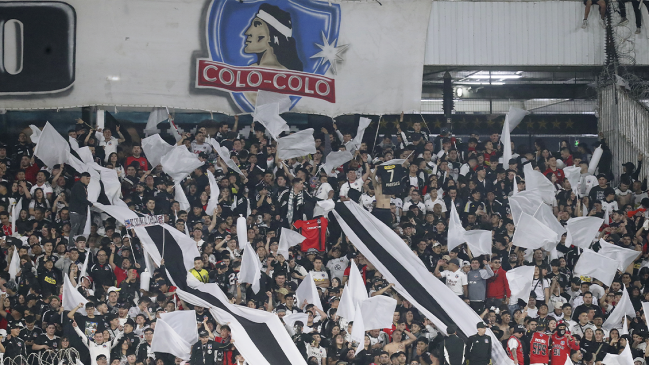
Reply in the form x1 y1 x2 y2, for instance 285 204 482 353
196 0 343 112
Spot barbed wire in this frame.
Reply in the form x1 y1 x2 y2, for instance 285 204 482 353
2 348 80 365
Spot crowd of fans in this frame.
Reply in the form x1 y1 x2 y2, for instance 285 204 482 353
0 115 648 365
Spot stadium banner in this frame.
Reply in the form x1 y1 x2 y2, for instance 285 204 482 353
0 0 431 116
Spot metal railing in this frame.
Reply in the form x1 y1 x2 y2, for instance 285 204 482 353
598 84 649 184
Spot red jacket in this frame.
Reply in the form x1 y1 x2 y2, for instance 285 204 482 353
486 267 511 299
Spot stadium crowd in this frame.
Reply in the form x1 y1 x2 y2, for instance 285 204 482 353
0 115 648 365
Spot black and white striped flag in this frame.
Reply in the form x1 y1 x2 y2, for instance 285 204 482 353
95 204 307 365
332 201 514 365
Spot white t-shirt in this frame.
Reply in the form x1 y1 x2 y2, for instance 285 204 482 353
305 343 326 363
508 337 519 350
339 179 363 199
30 182 53 196
310 270 329 284
424 197 447 213
439 269 468 296
315 183 333 200
326 257 350 281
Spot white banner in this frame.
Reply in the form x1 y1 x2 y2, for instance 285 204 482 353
0 0 431 116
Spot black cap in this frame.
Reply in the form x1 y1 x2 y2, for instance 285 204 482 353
199 330 209 337
514 325 526 334
477 322 486 329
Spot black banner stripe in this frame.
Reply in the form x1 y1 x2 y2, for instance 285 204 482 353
335 202 467 340
144 225 293 365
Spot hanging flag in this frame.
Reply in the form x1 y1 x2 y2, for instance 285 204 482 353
277 129 317 160
573 249 619 286
565 217 604 249
506 266 535 305
332 201 514 365
597 239 641 271
277 228 305 260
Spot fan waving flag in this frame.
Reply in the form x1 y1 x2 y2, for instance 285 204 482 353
333 201 514 365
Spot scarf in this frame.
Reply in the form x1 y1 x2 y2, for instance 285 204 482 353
286 188 303 224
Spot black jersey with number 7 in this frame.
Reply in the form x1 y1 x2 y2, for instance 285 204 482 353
376 165 406 195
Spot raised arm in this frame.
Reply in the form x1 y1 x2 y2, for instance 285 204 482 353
67 303 83 320
72 320 90 347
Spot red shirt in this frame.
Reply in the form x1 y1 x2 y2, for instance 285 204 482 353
507 336 524 365
294 217 328 252
343 264 367 282
530 332 551 364
114 266 140 286
551 333 579 365
486 267 511 299
126 156 149 171
544 167 565 183
2 225 12 237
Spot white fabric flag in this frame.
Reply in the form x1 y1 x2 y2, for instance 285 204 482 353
159 310 199 345
564 355 574 365
277 129 317 160
63 275 91 315
502 118 512 165
533 203 566 242
602 343 634 365
254 103 290 140
351 303 366 355
598 239 641 271
283 313 311 336
338 260 368 320
447 203 467 252
642 302 649 331
34 122 71 168
151 318 193 360
11 198 22 236
175 184 191 212
360 295 397 331
506 107 530 132
295 272 324 311
205 170 220 215
256 90 292 114
79 246 91 281
338 283 355 321
320 151 353 175
142 134 175 169
563 166 582 194
29 125 42 144
565 217 604 248
277 228 305 260
524 163 556 205
69 135 80 152
506 265 535 305
160 145 205 183
603 287 636 331
83 206 91 236
8 245 20 282
144 108 168 136
348 117 372 153
463 230 493 257
573 249 619 286
588 146 604 175
208 138 245 176
509 190 544 225
511 213 558 250
238 217 261 293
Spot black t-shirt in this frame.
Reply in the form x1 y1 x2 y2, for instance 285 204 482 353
34 334 59 353
376 164 406 195
73 313 105 340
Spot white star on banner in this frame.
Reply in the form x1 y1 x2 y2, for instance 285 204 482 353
310 31 348 75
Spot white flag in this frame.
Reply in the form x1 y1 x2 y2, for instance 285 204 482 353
565 217 603 249
205 171 221 216
360 295 397 331
509 190 544 225
505 107 530 132
277 228 305 260
174 184 191 212
160 145 205 183
283 313 310 336
63 275 91 315
511 213 558 250
588 146 604 175
563 166 582 194
523 163 556 205
144 108 168 136
463 230 493 257
506 265 535 305
602 343 634 365
11 198 22 237
159 310 199 345
348 117 372 153
238 217 261 293
208 138 245 176
643 302 649 331
573 249 619 286
253 103 290 140
151 318 193 360
320 151 353 175
255 90 292 114
34 122 71 168
502 118 512 165
598 239 641 271
603 287 636 331
277 129 317 160
142 134 175 169
338 260 368 320
533 203 566 242
8 245 20 282
447 203 467 252
351 303 366 355
29 125 42 144
295 272 323 311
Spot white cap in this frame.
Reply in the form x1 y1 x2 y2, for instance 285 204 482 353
107 287 121 294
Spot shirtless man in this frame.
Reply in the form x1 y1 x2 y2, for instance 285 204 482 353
383 329 417 356
371 168 396 226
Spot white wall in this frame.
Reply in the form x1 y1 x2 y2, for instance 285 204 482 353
425 1 649 66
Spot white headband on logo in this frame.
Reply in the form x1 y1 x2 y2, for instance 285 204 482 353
256 9 292 38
